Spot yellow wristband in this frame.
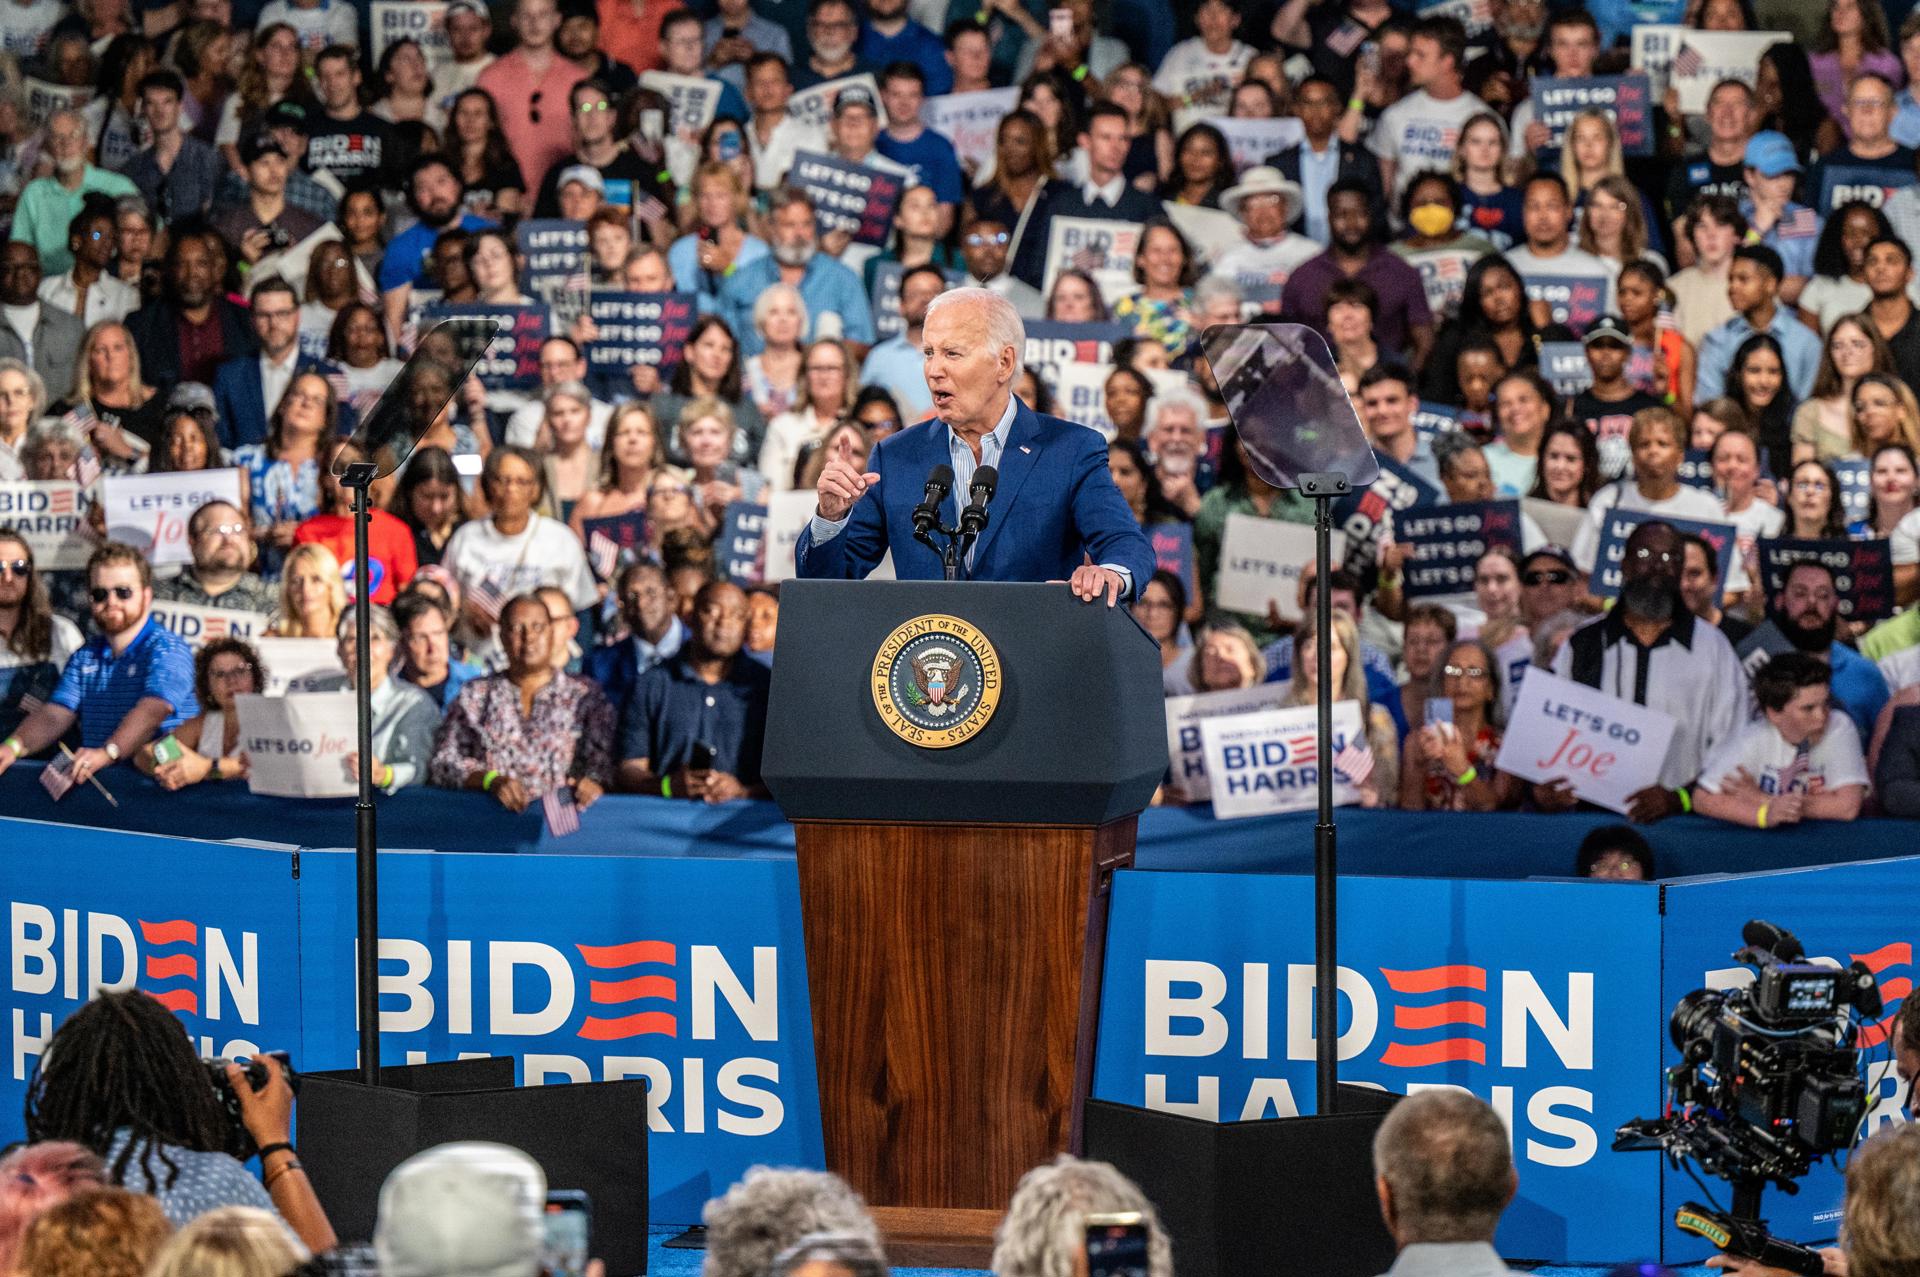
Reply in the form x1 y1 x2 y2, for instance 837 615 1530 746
1756 801 1769 829
1676 787 1691 814
1454 765 1478 786
482 770 499 792
2 735 20 756
1347 96 1365 112
660 776 672 798
382 764 396 789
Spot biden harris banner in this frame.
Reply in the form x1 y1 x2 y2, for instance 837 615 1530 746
0 480 90 569
1199 700 1368 819
1163 682 1291 804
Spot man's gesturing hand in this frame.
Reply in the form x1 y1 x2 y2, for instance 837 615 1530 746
815 431 880 521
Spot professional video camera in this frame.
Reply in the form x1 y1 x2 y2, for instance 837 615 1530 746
1614 921 1884 1276
205 1050 298 1161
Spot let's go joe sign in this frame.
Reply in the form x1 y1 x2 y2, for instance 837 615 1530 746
1495 667 1676 814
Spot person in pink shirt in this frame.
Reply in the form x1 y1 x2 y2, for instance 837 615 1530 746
476 0 590 189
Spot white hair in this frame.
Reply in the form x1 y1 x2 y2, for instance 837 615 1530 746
1144 385 1209 440
990 1155 1173 1277
752 282 809 336
925 285 1025 363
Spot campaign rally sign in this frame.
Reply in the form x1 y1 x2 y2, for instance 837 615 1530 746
760 490 819 584
1631 27 1789 111
1678 448 1715 491
1215 515 1344 620
1525 276 1605 333
422 302 547 390
1758 537 1897 622
788 73 880 133
1201 116 1304 173
788 151 904 247
1530 76 1652 157
1412 401 1468 445
1815 165 1916 216
920 88 1018 170
1524 497 1587 551
1160 202 1243 270
1199 700 1368 819
1150 523 1196 599
1054 363 1116 439
638 71 721 143
235 691 358 799
1834 456 1872 526
1588 508 1735 598
516 219 590 327
870 262 963 342
0 480 90 569
372 2 451 73
1538 341 1593 396
585 291 698 378
1332 450 1443 576
24 79 89 130
579 511 650 583
255 637 346 696
1402 244 1480 320
1418 0 1492 35
149 600 271 649
1024 320 1129 388
1163 682 1290 804
100 468 243 567
720 502 768 585
1398 500 1521 598
1496 667 1677 814
1043 218 1143 308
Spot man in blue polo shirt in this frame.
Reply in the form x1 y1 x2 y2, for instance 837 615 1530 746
379 154 496 339
718 187 876 356
0 542 197 786
613 579 771 804
858 0 951 95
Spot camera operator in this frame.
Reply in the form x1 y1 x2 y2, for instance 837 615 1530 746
1703 992 1919 1277
23 990 336 1253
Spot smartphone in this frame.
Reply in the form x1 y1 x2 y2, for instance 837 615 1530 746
1424 699 1454 727
1084 1213 1149 1277
640 108 665 145
717 129 743 161
690 741 716 771
1049 6 1073 38
152 735 184 766
543 1191 591 1277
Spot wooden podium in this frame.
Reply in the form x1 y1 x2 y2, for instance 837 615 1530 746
763 581 1167 1246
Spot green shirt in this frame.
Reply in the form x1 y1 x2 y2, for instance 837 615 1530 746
10 166 138 276
1192 483 1317 647
1859 608 1920 663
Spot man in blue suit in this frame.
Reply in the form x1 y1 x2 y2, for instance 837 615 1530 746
211 276 348 450
795 287 1153 603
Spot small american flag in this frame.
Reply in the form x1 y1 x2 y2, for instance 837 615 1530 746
633 194 669 225
1654 302 1677 332
1780 206 1820 238
70 451 100 488
1778 740 1813 794
469 576 508 623
1334 740 1375 787
565 269 592 295
1672 42 1704 77
324 369 351 403
588 530 620 580
543 785 581 837
39 757 74 802
19 692 44 715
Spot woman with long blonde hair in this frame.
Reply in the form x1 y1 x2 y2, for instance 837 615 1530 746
270 542 348 639
1284 610 1398 808
71 320 162 468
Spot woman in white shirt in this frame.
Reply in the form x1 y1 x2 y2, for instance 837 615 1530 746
1709 427 1785 607
759 338 856 491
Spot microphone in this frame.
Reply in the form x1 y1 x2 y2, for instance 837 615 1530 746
912 464 953 537
959 464 998 537
1740 919 1804 962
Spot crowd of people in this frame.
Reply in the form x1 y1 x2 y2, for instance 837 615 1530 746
0 988 1915 1277
0 0 1916 826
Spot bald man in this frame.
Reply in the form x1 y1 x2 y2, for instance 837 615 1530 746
794 286 1153 603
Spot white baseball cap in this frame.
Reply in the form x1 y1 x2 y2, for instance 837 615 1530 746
374 1142 547 1277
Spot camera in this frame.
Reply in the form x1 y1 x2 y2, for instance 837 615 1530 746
1615 921 1883 1272
205 1051 298 1160
267 226 292 250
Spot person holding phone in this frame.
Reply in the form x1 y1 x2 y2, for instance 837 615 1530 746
992 1157 1171 1277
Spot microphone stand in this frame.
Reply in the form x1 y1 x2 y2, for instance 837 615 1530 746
340 460 382 1086
1301 469 1349 1117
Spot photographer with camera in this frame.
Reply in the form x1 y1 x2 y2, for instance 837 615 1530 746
23 990 337 1254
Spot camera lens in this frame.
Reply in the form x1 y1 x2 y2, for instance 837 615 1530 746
1670 988 1723 1052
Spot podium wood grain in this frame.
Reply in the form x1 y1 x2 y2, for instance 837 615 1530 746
794 817 1135 1210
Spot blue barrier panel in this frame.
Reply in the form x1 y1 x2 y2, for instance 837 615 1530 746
0 820 304 1143
1657 856 1920 1256
293 849 825 1224
1088 869 1666 1262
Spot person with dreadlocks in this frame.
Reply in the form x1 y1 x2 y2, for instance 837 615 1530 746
23 990 336 1253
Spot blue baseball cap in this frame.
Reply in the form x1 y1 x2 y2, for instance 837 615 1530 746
1744 131 1801 178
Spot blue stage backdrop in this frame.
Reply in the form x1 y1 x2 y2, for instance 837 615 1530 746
293 850 824 1222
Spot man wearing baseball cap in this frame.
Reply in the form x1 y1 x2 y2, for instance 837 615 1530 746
210 131 324 266
1571 315 1663 481
213 101 340 225
1739 131 1820 294
374 1143 547 1277
1210 166 1318 317
436 0 498 112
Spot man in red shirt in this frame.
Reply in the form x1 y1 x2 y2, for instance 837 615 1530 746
597 0 682 78
477 0 590 189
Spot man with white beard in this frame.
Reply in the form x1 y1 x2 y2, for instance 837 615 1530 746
717 187 876 357
9 109 137 276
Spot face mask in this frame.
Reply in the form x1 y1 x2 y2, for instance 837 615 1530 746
1408 203 1455 237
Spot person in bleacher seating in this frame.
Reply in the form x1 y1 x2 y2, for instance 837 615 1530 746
1400 638 1518 812
15 1187 171 1277
133 637 263 791
394 589 485 713
0 1143 106 1277
312 606 440 794
702 1168 883 1277
146 1207 307 1277
1695 652 1868 828
991 1156 1171 1277
1370 1089 1525 1277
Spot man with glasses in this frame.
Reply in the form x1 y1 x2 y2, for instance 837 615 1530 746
394 590 484 712
793 0 875 90
504 337 613 447
531 79 670 218
212 277 344 451
153 501 278 613
1548 520 1746 823
0 242 81 406
957 215 1041 316
0 542 198 786
8 109 136 277
1807 73 1916 220
1518 546 1586 630
585 562 686 709
125 70 220 230
478 0 591 198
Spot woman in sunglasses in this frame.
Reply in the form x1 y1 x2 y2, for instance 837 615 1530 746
1399 637 1521 811
0 534 83 745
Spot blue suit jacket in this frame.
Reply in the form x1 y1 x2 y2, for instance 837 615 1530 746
212 353 349 451
794 399 1155 589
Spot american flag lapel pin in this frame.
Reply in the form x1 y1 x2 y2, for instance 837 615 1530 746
1020 445 1032 454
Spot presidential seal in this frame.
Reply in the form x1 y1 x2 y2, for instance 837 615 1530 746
871 614 1002 748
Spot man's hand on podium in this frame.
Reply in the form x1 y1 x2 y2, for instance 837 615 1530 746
815 432 881 521
1064 563 1125 607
